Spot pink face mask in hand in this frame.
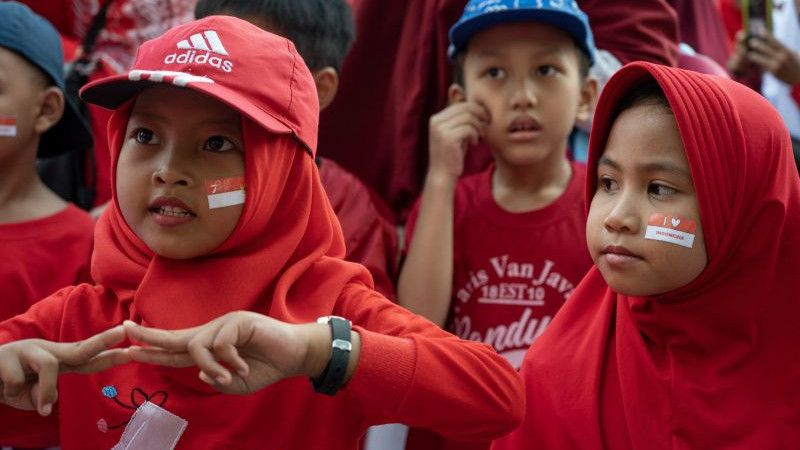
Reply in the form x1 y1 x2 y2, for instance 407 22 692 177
111 401 188 450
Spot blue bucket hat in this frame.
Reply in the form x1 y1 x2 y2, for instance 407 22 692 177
0 1 92 157
448 0 596 66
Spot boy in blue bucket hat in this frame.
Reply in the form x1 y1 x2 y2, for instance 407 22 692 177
399 1 598 448
0 3 95 447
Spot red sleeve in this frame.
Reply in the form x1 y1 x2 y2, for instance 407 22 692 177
792 84 800 106
336 283 524 442
580 0 680 66
0 286 77 344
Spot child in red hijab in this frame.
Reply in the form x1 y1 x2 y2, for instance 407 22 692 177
0 16 524 449
493 61 800 449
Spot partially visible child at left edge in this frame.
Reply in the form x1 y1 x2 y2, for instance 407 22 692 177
0 3 95 448
0 15 523 449
194 0 398 300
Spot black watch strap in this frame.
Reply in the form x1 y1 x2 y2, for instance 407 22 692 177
311 316 352 395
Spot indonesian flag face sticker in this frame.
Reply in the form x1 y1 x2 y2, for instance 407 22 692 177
645 213 697 249
0 115 17 137
205 176 245 209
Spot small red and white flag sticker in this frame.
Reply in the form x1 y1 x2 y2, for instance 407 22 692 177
0 115 17 137
205 176 245 209
645 213 697 248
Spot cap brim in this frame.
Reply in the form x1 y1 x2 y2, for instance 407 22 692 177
448 9 593 62
80 74 295 142
39 94 93 158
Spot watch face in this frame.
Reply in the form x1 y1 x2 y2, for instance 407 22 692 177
332 338 353 352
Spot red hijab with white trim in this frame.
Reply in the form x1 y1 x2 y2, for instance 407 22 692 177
82 16 373 330
494 62 800 449
92 104 372 330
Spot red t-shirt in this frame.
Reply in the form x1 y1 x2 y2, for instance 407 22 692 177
0 203 95 448
319 157 398 299
404 162 593 450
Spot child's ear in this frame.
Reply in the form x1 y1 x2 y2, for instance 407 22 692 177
576 76 599 124
448 83 466 105
313 67 339 111
34 87 65 134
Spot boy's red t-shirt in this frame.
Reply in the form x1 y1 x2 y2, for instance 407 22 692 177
0 204 95 447
404 162 592 450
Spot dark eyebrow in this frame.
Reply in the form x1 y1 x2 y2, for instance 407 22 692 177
598 156 620 170
129 111 168 123
474 49 505 58
638 161 693 180
598 155 692 181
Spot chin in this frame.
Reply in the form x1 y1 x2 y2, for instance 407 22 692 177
495 143 561 166
599 269 661 297
146 241 202 260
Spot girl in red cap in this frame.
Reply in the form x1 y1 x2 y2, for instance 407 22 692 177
0 16 523 449
493 61 800 449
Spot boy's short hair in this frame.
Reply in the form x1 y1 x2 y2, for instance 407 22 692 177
195 0 355 72
449 0 595 86
0 1 92 157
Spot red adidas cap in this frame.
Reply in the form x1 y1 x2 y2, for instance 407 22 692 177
80 15 319 155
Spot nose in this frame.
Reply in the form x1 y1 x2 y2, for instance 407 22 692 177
151 146 192 187
510 78 536 110
603 193 640 235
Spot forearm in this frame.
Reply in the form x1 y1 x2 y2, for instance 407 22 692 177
397 174 456 326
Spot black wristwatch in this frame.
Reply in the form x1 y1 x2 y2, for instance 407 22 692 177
311 315 352 396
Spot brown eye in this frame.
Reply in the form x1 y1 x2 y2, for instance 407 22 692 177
134 128 157 144
204 135 234 152
599 176 618 192
537 65 557 76
648 183 677 198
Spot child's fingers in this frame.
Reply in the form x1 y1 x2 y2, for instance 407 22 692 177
436 102 490 124
213 323 250 377
30 382 57 417
20 347 58 415
450 123 482 147
127 346 195 368
68 349 132 374
187 336 232 385
49 325 126 366
0 353 29 400
124 320 198 351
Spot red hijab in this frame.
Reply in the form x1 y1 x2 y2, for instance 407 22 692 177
493 62 800 449
91 100 372 330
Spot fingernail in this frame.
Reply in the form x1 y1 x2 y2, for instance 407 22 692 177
42 403 52 416
216 375 228 384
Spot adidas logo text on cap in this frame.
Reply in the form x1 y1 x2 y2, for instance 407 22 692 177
164 30 234 73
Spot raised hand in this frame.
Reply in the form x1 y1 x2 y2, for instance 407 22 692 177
0 325 129 416
124 312 338 395
746 32 800 86
428 100 489 184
